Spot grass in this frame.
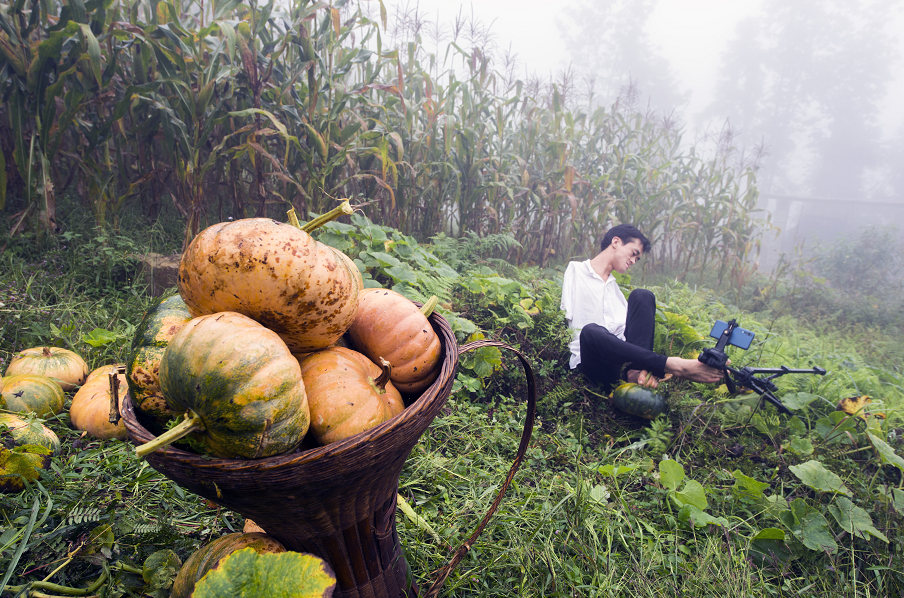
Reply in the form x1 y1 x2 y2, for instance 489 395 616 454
0 214 903 597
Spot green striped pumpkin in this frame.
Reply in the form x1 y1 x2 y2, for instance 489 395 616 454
0 374 65 418
127 294 193 431
159 312 310 458
610 383 668 420
0 413 61 455
5 346 89 392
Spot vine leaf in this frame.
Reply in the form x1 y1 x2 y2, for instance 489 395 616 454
828 497 888 543
788 460 851 496
780 498 838 554
866 432 904 475
192 548 336 598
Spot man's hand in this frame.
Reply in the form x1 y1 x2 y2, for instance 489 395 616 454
664 357 724 384
626 369 659 388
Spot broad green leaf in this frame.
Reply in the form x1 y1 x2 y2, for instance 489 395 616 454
828 497 888 542
672 479 708 511
731 470 769 502
893 489 904 513
598 464 637 478
588 484 610 503
192 548 336 598
659 459 684 492
749 528 793 566
781 392 819 411
82 328 118 347
142 549 182 591
785 498 838 553
384 265 418 284
677 504 726 528
787 437 814 456
866 431 904 475
815 411 858 444
788 460 851 496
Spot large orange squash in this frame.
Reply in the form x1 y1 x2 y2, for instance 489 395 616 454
5 347 89 392
177 218 362 353
347 289 442 394
299 346 404 445
70 365 129 440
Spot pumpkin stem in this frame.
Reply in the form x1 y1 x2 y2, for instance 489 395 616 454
135 410 205 460
420 296 438 318
373 358 392 392
286 200 354 234
42 347 52 357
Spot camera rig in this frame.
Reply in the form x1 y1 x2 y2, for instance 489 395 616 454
698 319 826 415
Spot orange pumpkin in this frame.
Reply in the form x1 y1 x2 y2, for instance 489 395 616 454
299 347 404 445
177 218 362 353
70 365 128 440
347 289 441 394
5 347 89 392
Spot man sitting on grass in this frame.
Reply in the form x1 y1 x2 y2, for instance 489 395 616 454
561 224 723 391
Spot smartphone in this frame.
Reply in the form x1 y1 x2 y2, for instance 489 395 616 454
709 320 755 350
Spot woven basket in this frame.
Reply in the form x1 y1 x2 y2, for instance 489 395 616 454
122 310 535 598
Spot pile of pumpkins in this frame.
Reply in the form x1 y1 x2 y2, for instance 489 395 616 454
0 346 129 492
131 211 443 459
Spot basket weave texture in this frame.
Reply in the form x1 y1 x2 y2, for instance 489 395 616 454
122 311 460 598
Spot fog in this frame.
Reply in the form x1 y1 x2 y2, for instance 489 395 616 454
383 0 904 259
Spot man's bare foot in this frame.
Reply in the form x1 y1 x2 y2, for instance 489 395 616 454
664 357 724 384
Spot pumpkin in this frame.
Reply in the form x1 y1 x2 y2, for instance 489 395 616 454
0 444 52 493
610 383 668 420
0 374 65 417
299 346 404 445
5 346 89 392
0 413 61 455
177 218 362 353
126 294 194 431
170 532 285 598
70 365 129 440
347 289 441 394
142 312 309 459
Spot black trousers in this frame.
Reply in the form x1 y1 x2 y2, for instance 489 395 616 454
577 289 667 391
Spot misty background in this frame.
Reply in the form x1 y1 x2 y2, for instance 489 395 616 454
382 0 904 265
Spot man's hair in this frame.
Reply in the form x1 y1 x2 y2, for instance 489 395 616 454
600 224 651 253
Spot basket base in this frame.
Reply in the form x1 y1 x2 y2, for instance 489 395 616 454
261 493 418 598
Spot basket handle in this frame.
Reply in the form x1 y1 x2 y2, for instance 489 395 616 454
423 340 536 598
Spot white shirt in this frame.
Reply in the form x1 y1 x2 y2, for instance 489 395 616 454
560 260 628 369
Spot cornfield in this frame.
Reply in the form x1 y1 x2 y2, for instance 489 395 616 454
0 0 768 283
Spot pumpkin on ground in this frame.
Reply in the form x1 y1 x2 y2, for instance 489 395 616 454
347 289 442 394
610 383 668 420
70 365 129 440
0 413 61 454
177 218 362 353
146 312 309 459
127 294 194 431
4 346 89 392
170 532 285 598
0 374 65 418
299 346 404 445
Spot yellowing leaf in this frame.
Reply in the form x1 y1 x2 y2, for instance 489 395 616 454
837 394 871 419
192 548 336 598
